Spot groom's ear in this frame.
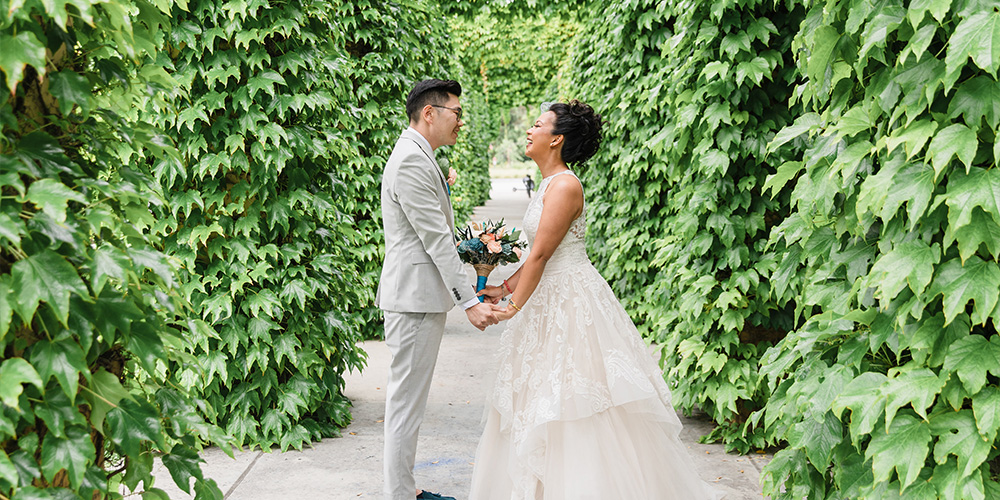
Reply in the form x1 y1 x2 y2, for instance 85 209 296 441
421 104 435 124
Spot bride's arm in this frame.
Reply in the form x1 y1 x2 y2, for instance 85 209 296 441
493 176 583 320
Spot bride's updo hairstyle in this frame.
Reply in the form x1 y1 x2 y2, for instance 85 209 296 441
549 100 603 170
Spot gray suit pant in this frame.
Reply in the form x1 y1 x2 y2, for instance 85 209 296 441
382 311 448 500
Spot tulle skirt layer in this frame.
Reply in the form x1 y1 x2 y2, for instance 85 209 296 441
469 260 722 499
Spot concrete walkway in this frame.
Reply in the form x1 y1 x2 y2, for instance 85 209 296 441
149 178 771 499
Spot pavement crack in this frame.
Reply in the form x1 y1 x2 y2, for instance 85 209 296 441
223 451 264 499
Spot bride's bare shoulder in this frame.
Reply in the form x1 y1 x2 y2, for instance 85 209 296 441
545 174 583 199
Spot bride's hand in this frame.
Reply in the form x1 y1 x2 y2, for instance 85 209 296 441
477 285 504 304
490 303 517 321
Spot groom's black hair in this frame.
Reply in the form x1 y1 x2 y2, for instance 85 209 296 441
406 79 462 124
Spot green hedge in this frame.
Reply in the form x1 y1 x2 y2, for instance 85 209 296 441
757 0 1000 497
563 0 1000 497
142 0 484 449
0 0 230 497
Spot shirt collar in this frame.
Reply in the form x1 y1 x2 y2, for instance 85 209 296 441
406 127 434 154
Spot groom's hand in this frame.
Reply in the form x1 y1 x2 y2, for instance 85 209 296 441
466 302 498 331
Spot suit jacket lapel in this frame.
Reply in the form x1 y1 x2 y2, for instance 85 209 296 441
401 129 450 194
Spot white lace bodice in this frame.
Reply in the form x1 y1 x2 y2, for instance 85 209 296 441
523 170 589 272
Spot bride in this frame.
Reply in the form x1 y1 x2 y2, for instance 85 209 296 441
469 100 723 499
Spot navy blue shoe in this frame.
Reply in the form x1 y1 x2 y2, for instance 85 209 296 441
416 491 456 500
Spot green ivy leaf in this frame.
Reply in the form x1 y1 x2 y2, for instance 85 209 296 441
830 106 874 138
278 423 311 452
193 478 223 500
945 11 1000 78
161 445 204 494
26 178 88 223
868 240 938 304
792 411 843 471
949 209 1000 262
140 488 170 500
885 119 936 160
945 167 1000 231
768 114 821 151
971 386 1000 439
832 372 887 445
929 124 978 179
29 339 89 402
106 398 166 458
47 69 91 116
271 333 300 367
126 322 167 376
260 409 289 439
866 414 931 488
908 0 952 26
928 256 1000 326
8 486 54 500
11 249 89 326
0 357 43 408
762 161 803 198
34 390 85 438
278 279 310 311
807 26 840 89
0 212 22 247
948 76 1000 131
930 410 992 478
129 248 175 287
0 31 46 93
247 70 286 99
735 56 770 86
0 276 12 340
90 245 130 294
81 368 132 432
884 365 945 427
942 334 1000 394
0 449 17 489
40 426 94 490
906 314 967 368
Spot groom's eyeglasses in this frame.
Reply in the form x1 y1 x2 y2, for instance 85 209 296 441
431 105 463 120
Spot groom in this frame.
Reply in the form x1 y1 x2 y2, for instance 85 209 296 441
377 79 498 500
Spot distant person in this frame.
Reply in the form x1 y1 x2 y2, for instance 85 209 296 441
470 100 723 499
377 78 498 500
521 174 535 197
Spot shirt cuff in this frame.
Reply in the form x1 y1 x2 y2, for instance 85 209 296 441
461 297 481 310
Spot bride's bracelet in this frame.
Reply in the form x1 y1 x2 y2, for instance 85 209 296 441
502 279 513 296
508 298 521 312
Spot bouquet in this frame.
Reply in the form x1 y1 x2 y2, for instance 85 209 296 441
455 218 525 301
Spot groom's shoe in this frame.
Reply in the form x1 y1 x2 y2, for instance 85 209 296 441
416 491 456 500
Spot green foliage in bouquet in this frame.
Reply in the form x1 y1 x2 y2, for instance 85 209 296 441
0 0 230 497
456 219 524 267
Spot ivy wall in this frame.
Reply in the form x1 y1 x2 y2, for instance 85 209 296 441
0 0 231 497
563 0 1000 497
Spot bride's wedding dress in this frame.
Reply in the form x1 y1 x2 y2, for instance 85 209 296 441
469 171 722 499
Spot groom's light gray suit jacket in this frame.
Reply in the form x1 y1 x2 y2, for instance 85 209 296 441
377 128 472 313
